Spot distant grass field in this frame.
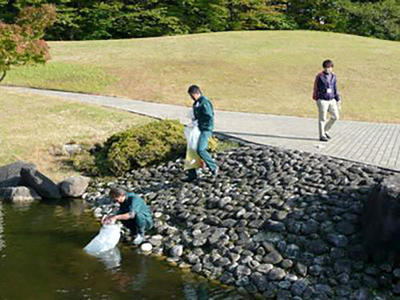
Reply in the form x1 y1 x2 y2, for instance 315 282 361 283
0 89 150 181
3 31 400 123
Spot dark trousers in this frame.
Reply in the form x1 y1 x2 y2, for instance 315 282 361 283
121 219 144 235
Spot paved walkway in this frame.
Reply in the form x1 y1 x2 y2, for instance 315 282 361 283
4 86 400 171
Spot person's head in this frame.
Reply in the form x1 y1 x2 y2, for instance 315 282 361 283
109 186 126 203
322 59 334 73
188 85 202 101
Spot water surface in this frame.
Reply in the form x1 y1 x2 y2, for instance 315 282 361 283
0 201 245 299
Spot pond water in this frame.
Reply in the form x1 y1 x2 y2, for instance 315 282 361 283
0 201 246 299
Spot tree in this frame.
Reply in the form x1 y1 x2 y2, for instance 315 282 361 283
0 4 56 82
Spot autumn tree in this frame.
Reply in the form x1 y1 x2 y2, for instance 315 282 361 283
0 4 56 82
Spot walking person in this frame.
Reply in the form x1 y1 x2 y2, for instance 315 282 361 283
184 85 218 182
313 59 341 142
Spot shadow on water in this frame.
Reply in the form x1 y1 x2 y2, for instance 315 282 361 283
0 199 246 300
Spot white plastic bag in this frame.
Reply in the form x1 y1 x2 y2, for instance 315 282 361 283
84 224 121 255
184 122 203 170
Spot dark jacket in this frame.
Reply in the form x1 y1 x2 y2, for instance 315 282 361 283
193 96 214 131
313 72 341 101
118 192 153 230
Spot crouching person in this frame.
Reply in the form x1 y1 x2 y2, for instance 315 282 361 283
102 186 153 245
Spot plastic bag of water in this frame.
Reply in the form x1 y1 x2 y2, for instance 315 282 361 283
84 223 121 255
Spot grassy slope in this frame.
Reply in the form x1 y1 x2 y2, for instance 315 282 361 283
3 31 400 123
0 90 150 181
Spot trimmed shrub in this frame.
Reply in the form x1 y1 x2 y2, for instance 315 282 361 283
72 119 228 176
100 119 186 175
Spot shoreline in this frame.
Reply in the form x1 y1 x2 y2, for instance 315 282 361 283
83 141 399 298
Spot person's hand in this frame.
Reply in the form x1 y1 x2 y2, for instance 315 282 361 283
101 215 116 225
337 100 342 110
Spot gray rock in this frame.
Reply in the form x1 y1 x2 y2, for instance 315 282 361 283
268 267 286 281
393 282 400 295
0 186 41 203
281 259 293 269
336 221 356 235
302 219 320 235
351 287 371 299
363 174 400 252
235 265 251 277
20 167 61 199
307 240 329 255
263 251 283 264
393 268 400 278
264 220 286 232
326 233 348 248
0 161 36 188
62 143 83 156
257 263 273 274
308 265 323 276
170 245 183 257
291 280 308 296
250 272 268 292
59 176 90 198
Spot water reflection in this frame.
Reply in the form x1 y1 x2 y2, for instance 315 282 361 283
91 247 122 270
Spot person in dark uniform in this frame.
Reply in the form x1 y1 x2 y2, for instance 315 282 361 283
102 186 153 245
185 85 219 182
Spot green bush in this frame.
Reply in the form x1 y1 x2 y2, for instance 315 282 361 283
71 119 236 176
101 119 186 175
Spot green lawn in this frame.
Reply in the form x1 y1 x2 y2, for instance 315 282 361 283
0 89 150 181
3 30 400 123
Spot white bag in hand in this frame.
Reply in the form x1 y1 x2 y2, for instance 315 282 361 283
84 224 121 255
184 122 203 170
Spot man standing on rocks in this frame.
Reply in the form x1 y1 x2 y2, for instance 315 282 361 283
313 59 341 142
102 186 153 245
185 85 218 182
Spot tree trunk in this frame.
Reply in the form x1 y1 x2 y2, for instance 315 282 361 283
0 71 6 82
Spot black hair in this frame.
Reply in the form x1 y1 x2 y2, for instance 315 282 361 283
110 186 126 198
188 85 202 95
322 59 334 68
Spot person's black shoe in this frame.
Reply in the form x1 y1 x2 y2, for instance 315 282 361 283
212 166 219 176
319 136 329 142
325 133 331 139
182 177 198 183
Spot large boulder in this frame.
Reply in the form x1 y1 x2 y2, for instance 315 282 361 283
59 176 91 198
363 174 400 252
20 167 61 199
0 161 36 188
0 186 41 203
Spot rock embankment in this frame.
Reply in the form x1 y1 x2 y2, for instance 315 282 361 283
0 161 90 202
84 144 400 299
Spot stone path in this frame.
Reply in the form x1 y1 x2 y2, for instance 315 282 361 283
4 86 400 171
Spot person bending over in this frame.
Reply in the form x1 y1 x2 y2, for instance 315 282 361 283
102 186 153 245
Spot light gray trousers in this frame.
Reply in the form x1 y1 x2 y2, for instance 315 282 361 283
317 99 339 138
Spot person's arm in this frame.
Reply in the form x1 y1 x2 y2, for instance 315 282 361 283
202 101 213 121
334 76 341 102
102 211 135 224
312 75 319 100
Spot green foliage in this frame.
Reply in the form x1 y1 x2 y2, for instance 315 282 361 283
0 0 295 40
288 0 400 40
2 0 398 48
342 0 400 40
73 120 186 176
72 119 228 176
0 4 56 80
